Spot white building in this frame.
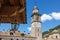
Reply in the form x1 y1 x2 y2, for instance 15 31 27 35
43 30 60 40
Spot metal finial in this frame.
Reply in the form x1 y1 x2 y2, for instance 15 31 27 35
34 2 38 9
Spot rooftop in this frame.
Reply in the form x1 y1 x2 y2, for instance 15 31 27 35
0 31 36 38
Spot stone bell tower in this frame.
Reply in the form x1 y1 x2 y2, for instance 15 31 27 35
31 6 42 40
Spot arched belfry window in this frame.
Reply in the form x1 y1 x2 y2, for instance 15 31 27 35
36 16 39 21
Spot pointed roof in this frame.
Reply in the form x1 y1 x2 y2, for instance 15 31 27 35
31 6 41 17
33 6 38 10
32 6 39 13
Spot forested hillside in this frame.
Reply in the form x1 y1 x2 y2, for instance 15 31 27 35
43 25 60 35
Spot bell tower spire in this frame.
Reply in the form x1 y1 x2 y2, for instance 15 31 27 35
32 6 39 13
31 5 42 40
31 5 41 23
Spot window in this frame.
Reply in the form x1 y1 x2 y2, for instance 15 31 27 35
10 32 13 35
56 36 58 39
0 3 1 8
0 38 2 40
36 16 39 21
16 39 18 40
11 39 13 40
21 33 25 36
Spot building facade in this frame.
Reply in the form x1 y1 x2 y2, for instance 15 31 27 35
0 30 36 40
43 30 60 40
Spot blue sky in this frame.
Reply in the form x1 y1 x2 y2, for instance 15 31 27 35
0 0 60 34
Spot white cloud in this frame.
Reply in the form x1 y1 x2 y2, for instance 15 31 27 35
28 27 31 31
41 14 53 22
27 12 60 31
51 12 60 20
41 12 60 22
